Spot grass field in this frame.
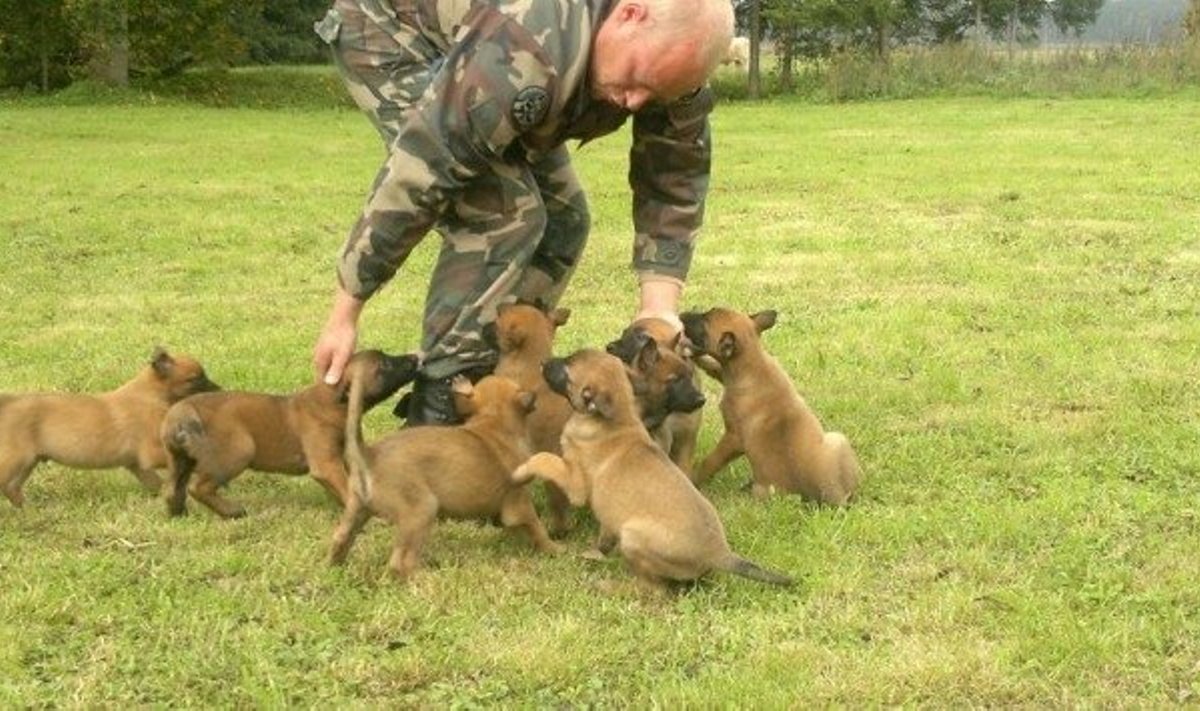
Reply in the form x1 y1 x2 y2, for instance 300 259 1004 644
1 94 1198 706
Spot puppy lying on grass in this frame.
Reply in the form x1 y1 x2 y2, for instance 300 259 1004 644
330 367 559 581
0 347 218 508
681 307 861 505
161 350 418 518
513 349 793 591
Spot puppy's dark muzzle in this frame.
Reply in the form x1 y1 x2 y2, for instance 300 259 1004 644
380 353 421 391
669 385 706 414
542 358 569 397
197 376 221 393
679 312 708 353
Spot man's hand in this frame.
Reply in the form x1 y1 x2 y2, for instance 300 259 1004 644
634 277 683 334
313 287 364 385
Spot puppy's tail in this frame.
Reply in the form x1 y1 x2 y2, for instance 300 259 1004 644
343 370 373 505
721 554 795 587
161 405 204 517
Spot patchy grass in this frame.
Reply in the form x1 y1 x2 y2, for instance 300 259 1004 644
0 95 1198 705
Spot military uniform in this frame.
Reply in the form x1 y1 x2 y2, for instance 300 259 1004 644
316 0 713 421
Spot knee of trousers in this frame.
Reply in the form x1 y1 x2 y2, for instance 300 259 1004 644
530 199 590 282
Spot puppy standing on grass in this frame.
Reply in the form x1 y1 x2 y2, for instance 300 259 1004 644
483 301 575 535
160 350 418 519
681 307 861 505
513 349 793 591
330 369 559 581
605 318 706 478
0 348 219 508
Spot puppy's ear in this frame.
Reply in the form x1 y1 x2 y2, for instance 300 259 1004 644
517 390 537 414
634 336 659 372
582 387 615 420
585 391 614 420
667 330 683 353
150 346 174 378
551 307 571 327
605 328 640 363
751 310 778 333
718 332 738 360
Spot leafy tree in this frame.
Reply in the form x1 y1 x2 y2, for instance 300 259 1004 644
835 0 925 60
62 0 262 85
0 0 77 91
241 0 329 65
1186 0 1200 38
763 0 842 88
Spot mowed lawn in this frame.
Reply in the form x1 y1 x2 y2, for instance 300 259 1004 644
0 93 1198 706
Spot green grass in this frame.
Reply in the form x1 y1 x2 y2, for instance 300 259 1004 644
1 94 1198 706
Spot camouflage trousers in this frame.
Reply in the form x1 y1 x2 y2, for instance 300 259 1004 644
316 0 590 379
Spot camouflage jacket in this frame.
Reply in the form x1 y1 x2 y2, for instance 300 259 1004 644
339 0 714 300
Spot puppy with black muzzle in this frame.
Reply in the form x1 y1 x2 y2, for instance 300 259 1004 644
482 301 575 535
161 351 418 518
680 307 861 505
330 372 559 581
605 318 706 478
0 348 219 508
513 349 793 591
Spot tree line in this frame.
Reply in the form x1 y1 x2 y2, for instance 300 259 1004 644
0 0 328 91
1 0 1198 93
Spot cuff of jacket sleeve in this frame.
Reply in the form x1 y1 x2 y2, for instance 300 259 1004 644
632 234 693 282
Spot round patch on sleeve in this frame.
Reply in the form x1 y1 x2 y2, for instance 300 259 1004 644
511 87 550 131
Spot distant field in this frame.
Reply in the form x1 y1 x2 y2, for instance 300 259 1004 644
0 95 1198 705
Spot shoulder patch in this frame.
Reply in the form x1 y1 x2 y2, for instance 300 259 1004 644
511 87 550 131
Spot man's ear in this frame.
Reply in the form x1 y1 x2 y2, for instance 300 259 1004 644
617 0 649 24
718 332 738 360
752 310 778 333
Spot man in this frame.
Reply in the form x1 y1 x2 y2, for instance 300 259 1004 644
313 0 734 424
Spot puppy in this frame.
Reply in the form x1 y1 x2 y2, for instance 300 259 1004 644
0 348 219 507
161 351 417 518
513 349 793 590
330 371 558 581
483 301 575 535
605 318 705 478
680 307 861 505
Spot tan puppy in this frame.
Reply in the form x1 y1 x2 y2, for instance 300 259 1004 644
605 318 705 478
330 372 558 581
0 348 219 507
512 349 793 590
161 351 418 519
483 301 575 535
680 308 861 504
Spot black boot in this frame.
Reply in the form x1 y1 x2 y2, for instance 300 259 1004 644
394 365 493 426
